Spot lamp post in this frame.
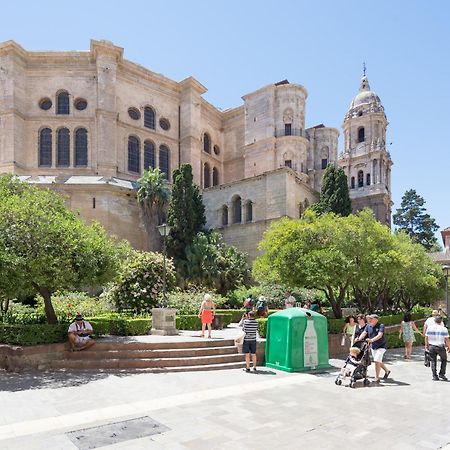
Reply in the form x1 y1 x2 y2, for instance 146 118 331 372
157 223 171 307
443 265 450 325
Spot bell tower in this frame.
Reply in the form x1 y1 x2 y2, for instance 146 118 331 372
338 71 393 226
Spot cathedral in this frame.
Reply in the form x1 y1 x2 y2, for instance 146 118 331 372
0 40 393 260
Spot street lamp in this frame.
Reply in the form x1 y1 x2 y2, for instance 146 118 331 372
157 223 171 307
443 265 450 325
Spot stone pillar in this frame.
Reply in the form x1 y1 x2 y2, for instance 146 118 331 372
179 77 207 186
151 308 178 336
92 40 123 178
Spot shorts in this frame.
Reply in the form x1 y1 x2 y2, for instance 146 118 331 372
371 347 386 362
75 336 91 346
243 340 257 354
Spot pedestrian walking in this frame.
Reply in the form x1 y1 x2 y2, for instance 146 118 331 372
423 310 439 335
284 291 296 309
424 315 450 381
242 311 258 372
399 313 422 359
359 314 390 383
352 315 368 349
342 315 356 347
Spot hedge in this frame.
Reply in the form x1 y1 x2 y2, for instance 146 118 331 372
0 323 69 346
176 313 233 331
386 331 425 349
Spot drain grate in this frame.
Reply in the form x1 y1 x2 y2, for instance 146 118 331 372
66 416 170 449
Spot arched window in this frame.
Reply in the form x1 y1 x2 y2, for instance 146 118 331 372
39 128 52 166
351 176 355 189
75 128 88 166
358 127 365 143
57 91 70 115
57 128 70 166
144 107 155 129
232 196 242 224
144 140 155 170
203 162 210 188
212 167 219 186
203 133 211 153
221 205 228 226
245 201 253 223
358 170 364 187
159 145 170 180
128 136 140 173
366 173 371 186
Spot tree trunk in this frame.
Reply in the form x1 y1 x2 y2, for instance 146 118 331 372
0 297 9 315
37 286 57 324
327 286 343 318
141 204 163 251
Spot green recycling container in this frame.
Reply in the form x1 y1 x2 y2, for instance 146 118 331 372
265 308 330 372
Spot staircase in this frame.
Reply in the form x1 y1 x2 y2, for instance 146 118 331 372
14 338 246 372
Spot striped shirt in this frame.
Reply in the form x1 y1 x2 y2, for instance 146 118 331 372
426 324 449 347
243 319 258 341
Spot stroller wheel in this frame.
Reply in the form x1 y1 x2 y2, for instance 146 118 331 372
349 381 356 388
335 378 342 385
363 378 370 387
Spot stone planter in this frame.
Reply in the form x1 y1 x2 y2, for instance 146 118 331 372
151 308 178 336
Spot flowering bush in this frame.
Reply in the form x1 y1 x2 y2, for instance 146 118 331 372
102 251 176 314
36 291 113 322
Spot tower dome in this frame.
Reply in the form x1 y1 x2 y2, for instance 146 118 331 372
346 75 385 120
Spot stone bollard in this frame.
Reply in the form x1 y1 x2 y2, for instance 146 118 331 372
151 308 178 336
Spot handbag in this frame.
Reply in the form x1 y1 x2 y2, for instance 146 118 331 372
341 335 346 346
235 330 245 345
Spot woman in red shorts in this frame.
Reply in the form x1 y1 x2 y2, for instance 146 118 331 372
198 294 216 338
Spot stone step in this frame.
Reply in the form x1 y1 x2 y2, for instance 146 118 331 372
60 346 238 360
138 361 247 373
21 338 236 355
50 353 245 370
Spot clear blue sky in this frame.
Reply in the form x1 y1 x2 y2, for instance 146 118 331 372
1 0 449 240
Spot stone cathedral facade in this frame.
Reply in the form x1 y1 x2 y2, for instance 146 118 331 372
0 40 392 260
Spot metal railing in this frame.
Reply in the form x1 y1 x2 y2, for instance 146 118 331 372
274 128 307 138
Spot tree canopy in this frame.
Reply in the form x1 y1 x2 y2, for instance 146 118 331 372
393 189 440 251
167 164 206 261
178 231 252 294
137 167 171 251
254 209 442 318
0 175 126 323
310 164 352 216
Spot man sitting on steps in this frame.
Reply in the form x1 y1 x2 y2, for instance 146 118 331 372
68 313 95 351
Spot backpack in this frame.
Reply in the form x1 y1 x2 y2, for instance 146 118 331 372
256 299 267 312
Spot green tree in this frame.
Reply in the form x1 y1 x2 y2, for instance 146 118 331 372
310 164 352 216
179 231 251 294
393 189 440 251
0 175 124 324
254 209 443 318
167 164 206 261
137 168 171 251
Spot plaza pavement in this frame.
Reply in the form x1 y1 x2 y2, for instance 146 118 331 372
0 347 449 450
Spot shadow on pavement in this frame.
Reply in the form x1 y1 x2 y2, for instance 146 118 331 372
0 369 131 392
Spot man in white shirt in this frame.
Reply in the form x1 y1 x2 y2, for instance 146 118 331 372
423 310 439 335
425 316 450 381
68 313 95 351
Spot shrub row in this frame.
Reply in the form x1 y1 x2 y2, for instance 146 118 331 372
0 323 70 346
0 312 238 346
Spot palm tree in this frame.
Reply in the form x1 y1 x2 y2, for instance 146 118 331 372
137 168 171 251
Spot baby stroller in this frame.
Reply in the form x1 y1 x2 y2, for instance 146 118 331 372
335 342 371 388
